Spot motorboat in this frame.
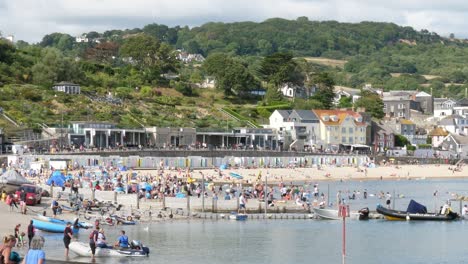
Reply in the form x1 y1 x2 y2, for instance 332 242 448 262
376 200 459 221
69 241 150 257
313 207 360 220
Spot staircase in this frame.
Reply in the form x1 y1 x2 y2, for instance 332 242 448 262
1 112 20 127
218 108 260 128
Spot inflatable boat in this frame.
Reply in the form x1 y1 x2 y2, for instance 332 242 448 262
69 241 150 257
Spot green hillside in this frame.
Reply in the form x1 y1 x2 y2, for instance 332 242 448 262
1 18 468 136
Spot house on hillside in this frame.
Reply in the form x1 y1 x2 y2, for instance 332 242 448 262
438 115 468 135
440 134 468 157
333 86 361 105
428 127 449 148
199 76 216 89
371 121 395 153
433 98 457 119
268 109 319 151
414 91 434 114
52 82 81 94
312 109 368 152
382 93 412 119
279 83 314 99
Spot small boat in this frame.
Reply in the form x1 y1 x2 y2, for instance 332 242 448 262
228 213 248 221
229 172 243 179
0 170 32 193
34 215 92 229
110 215 137 225
313 207 360 220
376 200 459 221
69 241 150 257
32 219 80 233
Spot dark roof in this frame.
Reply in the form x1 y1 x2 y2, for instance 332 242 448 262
457 98 468 107
439 117 456 126
276 110 293 119
292 110 318 121
53 81 79 86
451 134 468 145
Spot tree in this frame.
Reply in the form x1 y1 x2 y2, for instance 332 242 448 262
264 85 284 104
311 72 335 109
354 91 385 119
85 42 119 63
203 53 259 96
31 48 83 86
395 134 411 147
354 91 384 119
258 52 304 87
120 34 179 84
337 96 353 108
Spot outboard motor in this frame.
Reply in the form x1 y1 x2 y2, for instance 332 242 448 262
131 240 141 250
358 207 370 220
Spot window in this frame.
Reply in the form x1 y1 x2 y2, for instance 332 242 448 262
360 127 364 133
327 126 331 131
360 137 364 142
383 104 387 109
349 127 353 133
342 127 346 133
398 112 404 118
349 137 353 143
398 104 404 109
335 127 338 131
342 137 346 143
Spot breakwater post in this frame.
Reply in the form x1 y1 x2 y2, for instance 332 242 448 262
187 195 191 216
114 191 117 204
136 192 140 209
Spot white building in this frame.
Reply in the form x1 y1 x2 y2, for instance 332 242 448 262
268 110 320 150
52 82 81 94
433 98 457 119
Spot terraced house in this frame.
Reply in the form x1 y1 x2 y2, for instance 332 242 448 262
313 109 367 151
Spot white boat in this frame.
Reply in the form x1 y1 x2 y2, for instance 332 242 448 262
313 207 360 220
228 213 248 220
69 241 149 257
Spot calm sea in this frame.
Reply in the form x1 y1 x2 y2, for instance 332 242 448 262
36 178 468 264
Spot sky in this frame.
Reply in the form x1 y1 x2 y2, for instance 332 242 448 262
1 0 467 43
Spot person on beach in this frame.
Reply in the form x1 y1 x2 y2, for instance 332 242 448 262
21 235 45 264
114 230 129 248
14 225 21 241
63 222 73 257
336 191 342 207
238 192 247 214
89 227 99 259
19 189 27 215
385 192 392 209
0 235 20 264
462 205 468 217
27 221 34 248
7 194 18 212
51 200 60 217
97 229 109 248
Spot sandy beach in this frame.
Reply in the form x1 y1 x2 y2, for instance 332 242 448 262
164 164 468 183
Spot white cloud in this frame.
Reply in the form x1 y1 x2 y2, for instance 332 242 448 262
1 0 468 43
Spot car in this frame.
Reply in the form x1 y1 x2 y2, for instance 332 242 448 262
15 184 42 205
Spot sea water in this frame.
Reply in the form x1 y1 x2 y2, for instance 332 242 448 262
40 178 468 264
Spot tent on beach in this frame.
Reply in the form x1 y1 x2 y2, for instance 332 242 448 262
46 170 66 187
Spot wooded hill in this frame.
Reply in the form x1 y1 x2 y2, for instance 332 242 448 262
1 18 468 135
